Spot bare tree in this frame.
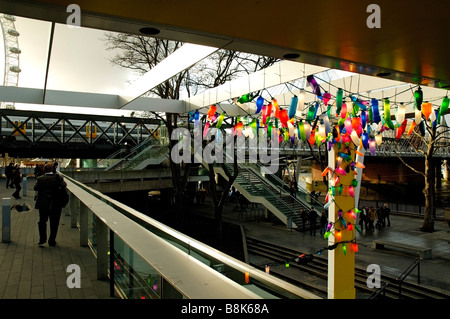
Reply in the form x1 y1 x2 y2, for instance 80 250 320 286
103 33 278 222
395 116 450 232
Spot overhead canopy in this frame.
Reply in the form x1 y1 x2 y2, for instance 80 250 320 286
1 0 449 88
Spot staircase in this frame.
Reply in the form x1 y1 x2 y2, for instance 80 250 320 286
210 159 324 229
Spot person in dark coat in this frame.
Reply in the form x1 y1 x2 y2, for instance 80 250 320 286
5 162 14 188
11 164 22 199
309 207 318 236
34 163 67 246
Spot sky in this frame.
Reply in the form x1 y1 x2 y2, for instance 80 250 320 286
0 14 144 115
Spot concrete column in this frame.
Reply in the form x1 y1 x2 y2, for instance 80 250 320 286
327 142 356 299
79 203 88 247
70 195 79 228
2 198 11 243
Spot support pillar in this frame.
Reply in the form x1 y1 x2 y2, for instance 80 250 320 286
327 142 356 299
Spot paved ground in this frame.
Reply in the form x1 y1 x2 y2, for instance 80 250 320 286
0 177 114 299
1 176 449 300
220 201 450 297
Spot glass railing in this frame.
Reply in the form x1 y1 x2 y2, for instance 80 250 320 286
64 173 319 299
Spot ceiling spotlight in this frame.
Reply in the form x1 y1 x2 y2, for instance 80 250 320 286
139 27 161 35
283 53 300 60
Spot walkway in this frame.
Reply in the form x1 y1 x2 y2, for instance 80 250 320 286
0 176 114 299
216 200 450 296
1 174 449 299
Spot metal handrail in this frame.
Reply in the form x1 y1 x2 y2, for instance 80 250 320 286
396 257 421 299
368 282 389 299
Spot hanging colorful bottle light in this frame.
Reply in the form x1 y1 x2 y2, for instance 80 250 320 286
304 122 311 140
235 121 243 137
371 98 381 123
298 121 306 141
306 104 316 122
344 117 353 134
323 91 332 105
352 243 358 253
414 87 423 110
383 99 395 129
279 109 289 127
307 74 322 97
396 103 406 124
255 96 264 114
194 110 200 128
369 137 376 155
273 99 280 118
265 102 273 123
335 88 343 115
407 121 416 135
216 112 225 129
203 121 210 138
361 132 369 149
438 96 449 124
340 102 348 119
350 130 360 146
421 102 432 120
321 113 331 135
207 105 217 120
361 110 367 129
288 95 298 119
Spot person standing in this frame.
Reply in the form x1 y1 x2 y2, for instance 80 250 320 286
383 203 391 227
5 162 14 188
34 163 67 247
11 164 22 199
309 207 318 236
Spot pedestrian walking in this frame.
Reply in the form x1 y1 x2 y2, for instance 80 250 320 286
309 207 318 236
368 206 376 231
34 162 68 247
11 164 22 199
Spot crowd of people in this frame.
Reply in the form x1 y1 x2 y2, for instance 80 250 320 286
358 204 391 231
298 203 392 236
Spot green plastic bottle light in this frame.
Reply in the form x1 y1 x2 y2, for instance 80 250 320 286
336 88 343 115
414 87 423 110
216 112 225 129
438 96 450 124
383 99 395 129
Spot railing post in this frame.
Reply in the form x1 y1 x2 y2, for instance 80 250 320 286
417 259 421 285
79 203 88 247
2 198 11 243
69 192 77 227
109 229 115 297
97 219 108 280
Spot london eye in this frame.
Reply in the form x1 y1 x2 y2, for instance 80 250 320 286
0 13 21 109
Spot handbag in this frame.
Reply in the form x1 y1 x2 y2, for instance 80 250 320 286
55 175 69 208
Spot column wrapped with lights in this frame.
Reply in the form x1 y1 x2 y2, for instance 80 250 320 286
327 138 356 299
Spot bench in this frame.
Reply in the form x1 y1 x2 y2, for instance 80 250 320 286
372 240 432 259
